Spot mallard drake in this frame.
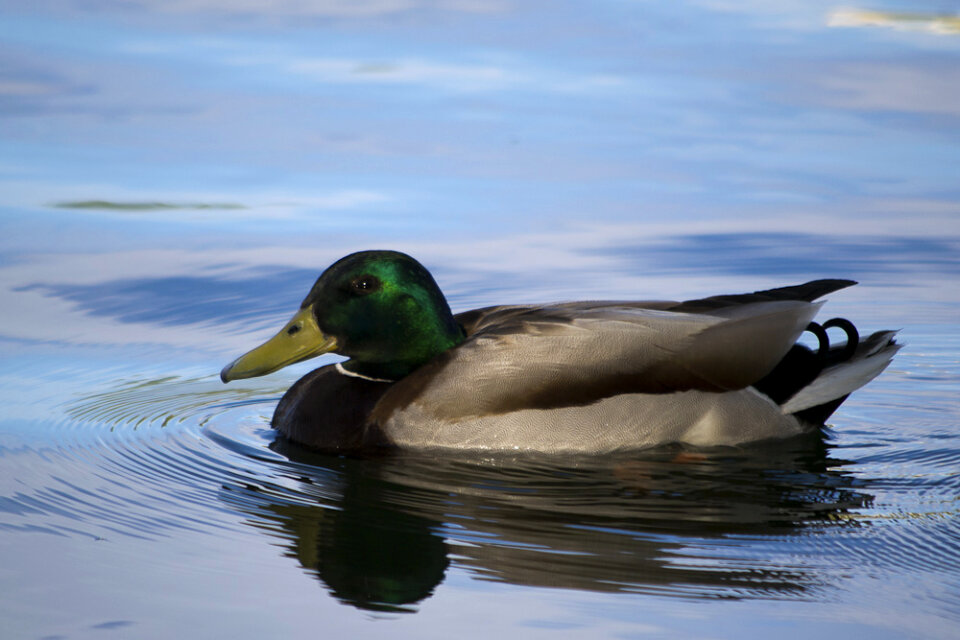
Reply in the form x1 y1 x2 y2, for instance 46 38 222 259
221 250 899 453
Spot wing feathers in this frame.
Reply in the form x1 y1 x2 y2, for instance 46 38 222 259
376 299 823 422
668 279 855 313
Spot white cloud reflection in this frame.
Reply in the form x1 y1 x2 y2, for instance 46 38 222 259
282 57 517 91
217 51 627 94
21 0 507 19
829 9 960 36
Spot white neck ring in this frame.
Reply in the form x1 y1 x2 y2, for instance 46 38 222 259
335 362 394 383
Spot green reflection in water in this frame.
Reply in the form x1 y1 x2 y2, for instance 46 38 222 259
52 201 247 212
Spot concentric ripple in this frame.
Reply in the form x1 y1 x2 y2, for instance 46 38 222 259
1 374 293 542
2 361 958 618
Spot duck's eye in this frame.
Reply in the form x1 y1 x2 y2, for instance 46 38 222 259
350 274 381 294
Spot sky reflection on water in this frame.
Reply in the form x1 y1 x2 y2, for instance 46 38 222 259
1 1 959 639
2 0 959 241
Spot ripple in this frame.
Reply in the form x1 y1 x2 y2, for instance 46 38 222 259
1 375 293 542
2 371 959 616
63 375 280 432
208 441 884 605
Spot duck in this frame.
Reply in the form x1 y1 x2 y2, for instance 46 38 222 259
220 250 899 454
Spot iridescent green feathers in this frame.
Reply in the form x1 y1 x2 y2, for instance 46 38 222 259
301 251 464 381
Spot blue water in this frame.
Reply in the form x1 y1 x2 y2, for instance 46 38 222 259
2 2 959 638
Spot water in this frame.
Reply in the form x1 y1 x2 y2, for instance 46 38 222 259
2 2 959 638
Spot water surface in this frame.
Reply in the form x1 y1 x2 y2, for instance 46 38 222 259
1 2 959 638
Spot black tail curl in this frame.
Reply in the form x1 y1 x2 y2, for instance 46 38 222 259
820 318 859 362
804 318 860 364
752 317 861 418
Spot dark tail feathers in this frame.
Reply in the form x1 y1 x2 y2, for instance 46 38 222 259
754 318 899 424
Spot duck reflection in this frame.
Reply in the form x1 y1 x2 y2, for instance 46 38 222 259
226 435 871 612
232 448 449 613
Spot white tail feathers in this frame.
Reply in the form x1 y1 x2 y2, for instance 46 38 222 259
782 331 900 414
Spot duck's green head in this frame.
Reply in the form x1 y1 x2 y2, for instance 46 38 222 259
221 250 464 383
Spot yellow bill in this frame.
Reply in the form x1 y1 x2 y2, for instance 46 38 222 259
220 306 338 382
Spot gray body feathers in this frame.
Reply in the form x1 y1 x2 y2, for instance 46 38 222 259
273 279 898 453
